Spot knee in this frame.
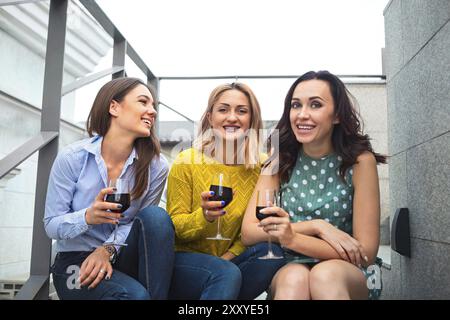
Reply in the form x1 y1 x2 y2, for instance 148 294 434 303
278 268 309 289
113 285 150 300
213 260 242 286
137 206 174 238
309 266 347 299
309 266 335 287
221 261 242 281
272 267 310 300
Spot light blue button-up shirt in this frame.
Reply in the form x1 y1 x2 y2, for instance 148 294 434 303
44 135 169 253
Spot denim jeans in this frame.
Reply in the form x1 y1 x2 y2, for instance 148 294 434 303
52 206 175 300
169 242 286 300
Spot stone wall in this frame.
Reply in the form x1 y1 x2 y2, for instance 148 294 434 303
382 0 450 299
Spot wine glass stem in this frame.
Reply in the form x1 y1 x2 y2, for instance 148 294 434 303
114 223 118 243
216 215 221 236
268 235 273 254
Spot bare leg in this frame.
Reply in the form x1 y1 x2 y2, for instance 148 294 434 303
309 259 368 300
271 263 311 300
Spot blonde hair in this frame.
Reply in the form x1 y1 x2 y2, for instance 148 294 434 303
193 82 263 169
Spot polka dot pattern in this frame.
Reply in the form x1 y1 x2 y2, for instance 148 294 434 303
280 149 354 245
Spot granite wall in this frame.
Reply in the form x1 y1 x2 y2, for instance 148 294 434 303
382 0 450 299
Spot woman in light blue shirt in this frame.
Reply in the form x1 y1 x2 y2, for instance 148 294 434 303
45 77 174 300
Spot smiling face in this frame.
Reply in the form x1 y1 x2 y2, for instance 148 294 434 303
289 79 339 153
109 84 156 138
207 89 252 141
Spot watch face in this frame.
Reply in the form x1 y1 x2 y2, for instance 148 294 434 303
104 245 115 256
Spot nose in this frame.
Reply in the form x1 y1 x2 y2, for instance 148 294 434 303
227 110 238 122
147 104 157 118
297 106 310 119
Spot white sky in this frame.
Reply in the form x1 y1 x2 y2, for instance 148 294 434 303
74 0 390 124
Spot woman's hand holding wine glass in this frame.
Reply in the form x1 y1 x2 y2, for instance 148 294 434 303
200 190 227 223
206 173 233 241
103 178 131 247
258 205 296 248
255 189 284 259
85 187 124 225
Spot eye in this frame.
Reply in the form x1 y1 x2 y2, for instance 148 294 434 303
291 101 301 109
215 105 228 113
139 100 148 105
238 108 249 114
311 101 322 108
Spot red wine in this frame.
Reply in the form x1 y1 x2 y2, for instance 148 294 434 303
209 185 233 207
256 206 278 221
105 193 130 213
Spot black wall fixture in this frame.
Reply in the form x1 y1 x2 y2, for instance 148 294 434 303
391 208 411 257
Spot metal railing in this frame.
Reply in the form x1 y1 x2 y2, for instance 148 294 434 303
0 0 158 299
159 75 386 80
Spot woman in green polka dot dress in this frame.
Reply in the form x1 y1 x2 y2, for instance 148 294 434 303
242 71 386 300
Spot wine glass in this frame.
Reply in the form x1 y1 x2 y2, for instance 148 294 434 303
104 178 131 247
206 173 233 241
256 189 284 259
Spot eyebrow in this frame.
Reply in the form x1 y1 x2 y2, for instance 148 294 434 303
137 95 152 100
216 103 249 108
291 96 325 102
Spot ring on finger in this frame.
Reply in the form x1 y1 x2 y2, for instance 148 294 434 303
99 269 106 275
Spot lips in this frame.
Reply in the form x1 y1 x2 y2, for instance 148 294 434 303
141 118 153 127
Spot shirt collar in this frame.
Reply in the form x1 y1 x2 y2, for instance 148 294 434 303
84 135 138 165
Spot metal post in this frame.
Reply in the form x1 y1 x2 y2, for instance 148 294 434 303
148 76 159 136
112 35 126 79
16 0 67 300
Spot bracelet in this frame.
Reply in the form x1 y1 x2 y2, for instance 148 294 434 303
103 244 117 263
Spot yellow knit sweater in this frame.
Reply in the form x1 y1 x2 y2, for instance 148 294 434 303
166 148 263 257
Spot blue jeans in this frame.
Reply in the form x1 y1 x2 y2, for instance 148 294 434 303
52 206 175 300
169 242 286 300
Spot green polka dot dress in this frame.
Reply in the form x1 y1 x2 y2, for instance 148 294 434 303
280 148 353 263
280 148 383 300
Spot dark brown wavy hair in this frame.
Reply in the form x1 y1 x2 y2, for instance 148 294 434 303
86 77 161 199
266 70 386 184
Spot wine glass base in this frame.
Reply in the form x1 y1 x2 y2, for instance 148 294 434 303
258 252 284 260
206 235 231 241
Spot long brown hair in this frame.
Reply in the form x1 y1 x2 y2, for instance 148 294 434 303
267 70 386 183
193 82 263 169
86 77 161 199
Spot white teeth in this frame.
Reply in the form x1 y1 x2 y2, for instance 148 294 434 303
297 125 314 130
224 127 238 132
142 119 151 126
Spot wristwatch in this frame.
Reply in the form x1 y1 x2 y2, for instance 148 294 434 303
103 244 117 263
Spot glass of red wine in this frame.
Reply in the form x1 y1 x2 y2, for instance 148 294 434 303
104 178 131 247
206 173 233 241
256 189 284 260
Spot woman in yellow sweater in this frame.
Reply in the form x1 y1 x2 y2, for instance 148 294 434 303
166 82 286 299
